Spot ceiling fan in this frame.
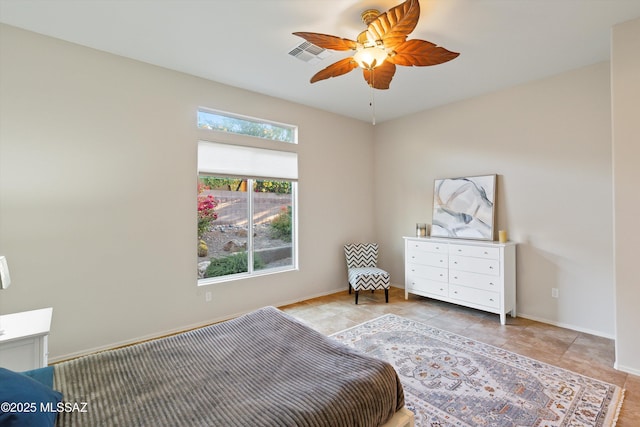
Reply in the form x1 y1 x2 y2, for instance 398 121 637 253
293 0 459 90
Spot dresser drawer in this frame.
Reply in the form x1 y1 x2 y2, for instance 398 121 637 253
407 278 448 298
449 284 500 309
407 265 448 282
450 270 501 292
407 240 449 254
450 255 499 276
449 244 499 260
406 250 448 268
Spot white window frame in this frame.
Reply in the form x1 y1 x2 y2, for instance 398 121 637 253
197 142 299 286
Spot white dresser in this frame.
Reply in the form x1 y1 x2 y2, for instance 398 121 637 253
404 237 516 324
0 307 52 371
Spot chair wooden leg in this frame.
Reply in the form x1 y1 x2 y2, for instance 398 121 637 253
348 283 352 294
355 290 359 305
385 288 389 303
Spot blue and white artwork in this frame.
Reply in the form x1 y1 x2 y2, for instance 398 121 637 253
431 175 496 240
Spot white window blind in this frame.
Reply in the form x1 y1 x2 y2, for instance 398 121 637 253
198 141 298 180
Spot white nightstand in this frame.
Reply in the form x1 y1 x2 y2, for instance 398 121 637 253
0 307 53 371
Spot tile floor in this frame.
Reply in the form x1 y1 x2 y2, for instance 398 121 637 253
280 286 640 426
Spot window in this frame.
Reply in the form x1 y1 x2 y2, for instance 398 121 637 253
197 108 297 144
197 142 298 284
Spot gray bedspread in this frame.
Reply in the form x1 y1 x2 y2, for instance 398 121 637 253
54 306 404 426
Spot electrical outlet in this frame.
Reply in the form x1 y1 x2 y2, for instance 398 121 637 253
551 288 559 298
205 291 212 302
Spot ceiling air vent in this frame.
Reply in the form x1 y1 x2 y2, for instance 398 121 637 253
288 41 332 64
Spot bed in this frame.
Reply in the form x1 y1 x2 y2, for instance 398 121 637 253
51 306 412 427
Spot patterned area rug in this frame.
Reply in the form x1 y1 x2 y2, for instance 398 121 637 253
331 314 624 427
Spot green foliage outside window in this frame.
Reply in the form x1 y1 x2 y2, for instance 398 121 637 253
204 252 265 278
200 177 242 191
199 177 291 194
269 206 292 242
255 180 291 194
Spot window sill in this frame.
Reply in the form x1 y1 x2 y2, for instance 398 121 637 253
197 265 298 287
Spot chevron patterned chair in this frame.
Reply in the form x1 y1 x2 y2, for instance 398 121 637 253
344 243 390 305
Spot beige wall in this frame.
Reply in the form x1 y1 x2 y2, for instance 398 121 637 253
612 17 640 375
1 22 635 371
0 24 374 360
373 62 615 337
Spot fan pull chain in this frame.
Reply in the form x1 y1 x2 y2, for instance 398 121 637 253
370 85 376 125
369 72 376 125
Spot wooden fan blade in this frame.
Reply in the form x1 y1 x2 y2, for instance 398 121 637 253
292 32 357 51
363 62 397 90
366 0 420 49
310 57 358 83
388 39 460 66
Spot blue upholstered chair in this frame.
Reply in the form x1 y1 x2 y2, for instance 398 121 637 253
344 243 390 304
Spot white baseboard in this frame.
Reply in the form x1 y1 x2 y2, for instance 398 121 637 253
614 360 640 376
49 286 347 364
517 312 615 340
49 314 241 364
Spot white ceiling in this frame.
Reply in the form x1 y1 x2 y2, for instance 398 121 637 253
1 0 639 123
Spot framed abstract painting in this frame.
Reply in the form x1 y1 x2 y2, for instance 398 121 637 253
431 174 496 240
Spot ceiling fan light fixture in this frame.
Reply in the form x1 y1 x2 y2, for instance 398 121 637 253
353 46 388 69
293 0 459 91
360 9 381 26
